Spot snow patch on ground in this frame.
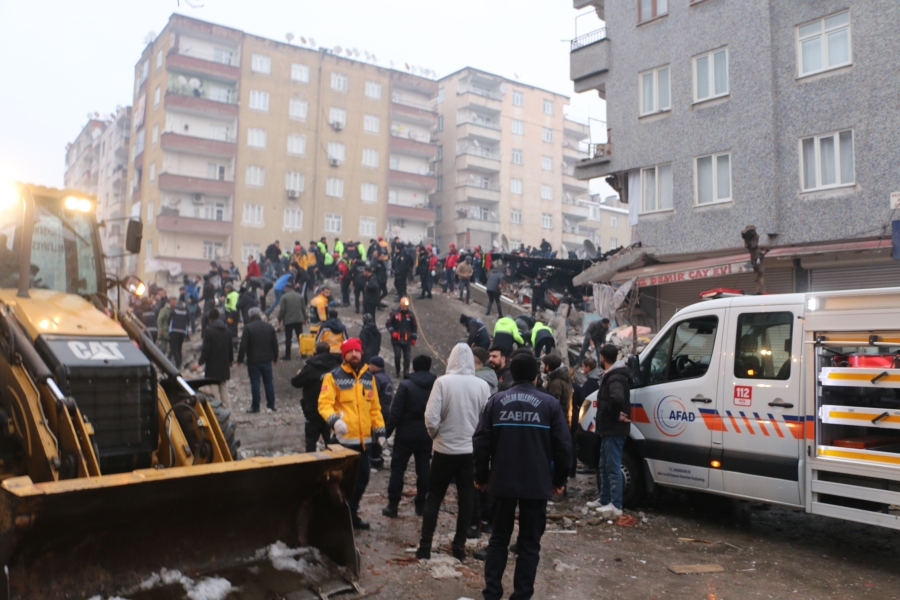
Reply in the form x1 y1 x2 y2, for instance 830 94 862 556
133 568 233 600
256 541 329 582
423 556 463 580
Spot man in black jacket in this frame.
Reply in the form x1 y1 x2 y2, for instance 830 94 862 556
362 266 381 316
530 272 548 316
393 248 412 300
201 274 216 337
382 355 436 518
594 344 632 519
237 308 279 413
460 314 490 350
195 309 233 406
236 284 259 325
359 313 381 363
265 240 282 276
291 342 342 451
488 345 513 392
473 353 571 600
351 258 367 313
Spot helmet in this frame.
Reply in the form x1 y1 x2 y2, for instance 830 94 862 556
400 297 411 308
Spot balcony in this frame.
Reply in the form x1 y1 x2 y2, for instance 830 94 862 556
391 71 438 96
153 256 226 275
165 91 239 119
456 120 501 143
570 29 609 97
390 134 438 159
156 212 233 236
158 173 235 196
388 169 436 191
386 202 436 223
455 217 500 235
457 149 501 173
391 102 438 127
562 202 590 220
455 184 500 204
160 132 237 159
167 51 240 83
574 142 613 180
564 172 590 193
458 89 502 113
563 144 589 163
564 118 589 140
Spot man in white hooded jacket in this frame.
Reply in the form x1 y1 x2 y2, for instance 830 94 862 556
416 343 490 560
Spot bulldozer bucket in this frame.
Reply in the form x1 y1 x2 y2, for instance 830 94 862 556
0 448 360 599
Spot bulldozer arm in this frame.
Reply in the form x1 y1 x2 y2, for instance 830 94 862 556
0 447 360 599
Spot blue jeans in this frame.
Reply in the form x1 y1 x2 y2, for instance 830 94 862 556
247 362 275 410
266 288 284 315
598 435 626 509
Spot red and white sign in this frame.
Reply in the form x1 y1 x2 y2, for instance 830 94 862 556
634 261 751 287
734 385 752 406
891 191 900 210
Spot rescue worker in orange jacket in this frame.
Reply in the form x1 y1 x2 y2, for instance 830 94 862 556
318 337 386 530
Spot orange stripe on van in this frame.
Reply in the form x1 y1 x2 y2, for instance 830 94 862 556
631 405 650 424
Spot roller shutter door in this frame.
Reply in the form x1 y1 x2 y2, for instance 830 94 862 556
810 264 900 292
658 268 795 325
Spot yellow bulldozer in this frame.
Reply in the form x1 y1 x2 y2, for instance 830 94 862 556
0 182 361 599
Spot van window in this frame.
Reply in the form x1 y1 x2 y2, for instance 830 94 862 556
643 316 719 384
734 312 793 380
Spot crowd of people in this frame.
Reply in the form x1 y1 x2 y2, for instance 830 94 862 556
130 234 627 600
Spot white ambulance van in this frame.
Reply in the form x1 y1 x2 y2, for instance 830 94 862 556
578 287 900 530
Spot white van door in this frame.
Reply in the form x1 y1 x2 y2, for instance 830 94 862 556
635 310 725 490
716 306 803 506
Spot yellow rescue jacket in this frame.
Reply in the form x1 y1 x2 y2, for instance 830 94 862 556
319 363 385 448
309 293 329 323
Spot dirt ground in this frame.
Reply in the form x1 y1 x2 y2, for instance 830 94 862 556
185 286 900 600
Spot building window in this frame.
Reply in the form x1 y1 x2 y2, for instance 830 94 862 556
249 90 269 111
797 11 851 77
285 171 305 192
541 185 553 200
203 241 224 260
363 114 380 133
436 145 443 160
610 216 618 228
149 162 156 183
695 152 732 205
639 0 668 23
330 107 346 127
209 85 231 103
512 119 524 135
362 148 379 168
146 200 154 224
325 213 342 233
151 125 158 145
246 165 265 187
327 142 346 163
390 155 399 170
543 99 554 115
284 208 303 231
512 91 524 107
511 148 523 164
589 206 601 222
694 48 729 102
242 203 263 226
436 175 443 191
326 178 344 198
437 88 444 104
359 217 376 237
156 50 162 70
365 81 382 99
641 164 673 213
610 237 619 248
154 86 160 107
542 128 553 143
542 213 553 229
511 208 522 224
640 66 671 116
251 54 271 74
801 130 854 191
331 72 348 92
247 127 267 149
213 47 233 65
241 243 260 264
437 115 444 131
289 98 308 120
287 134 306 155
208 124 227 140
291 63 310 83
361 183 378 203
208 162 226 180
542 156 553 171
510 179 523 195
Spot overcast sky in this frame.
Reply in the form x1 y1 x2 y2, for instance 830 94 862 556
0 0 606 188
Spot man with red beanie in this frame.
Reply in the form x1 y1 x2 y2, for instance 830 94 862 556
319 337 386 530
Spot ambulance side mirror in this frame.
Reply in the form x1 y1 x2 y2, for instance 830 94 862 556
627 354 645 388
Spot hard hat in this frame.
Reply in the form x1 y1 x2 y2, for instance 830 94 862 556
400 297 411 308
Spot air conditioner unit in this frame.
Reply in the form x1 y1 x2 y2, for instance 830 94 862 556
331 121 343 131
329 158 340 167
191 193 203 205
287 189 299 200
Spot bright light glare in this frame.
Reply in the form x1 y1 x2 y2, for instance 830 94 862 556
0 181 20 210
64 196 92 212
134 282 146 297
64 196 80 210
77 199 92 212
806 297 819 311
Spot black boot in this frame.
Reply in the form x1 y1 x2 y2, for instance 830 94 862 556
466 524 481 539
382 502 399 518
415 503 424 517
352 516 370 530
415 543 431 560
452 546 466 561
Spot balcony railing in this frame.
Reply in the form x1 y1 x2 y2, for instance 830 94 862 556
455 206 499 222
571 27 607 51
457 147 500 161
456 116 501 131
586 142 612 161
167 84 238 105
459 87 503 101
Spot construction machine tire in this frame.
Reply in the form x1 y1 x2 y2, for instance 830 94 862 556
172 391 241 461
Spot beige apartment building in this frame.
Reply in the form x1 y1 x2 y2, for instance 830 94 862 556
431 68 603 254
126 14 437 284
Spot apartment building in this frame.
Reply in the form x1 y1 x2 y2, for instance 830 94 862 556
431 68 603 253
570 0 900 325
64 118 106 194
126 14 437 284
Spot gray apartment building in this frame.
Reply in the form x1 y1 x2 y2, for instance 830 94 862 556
570 0 900 326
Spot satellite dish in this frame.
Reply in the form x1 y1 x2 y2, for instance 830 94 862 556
300 36 307 44
408 130 418 141
560 243 569 257
334 45 343 54
353 48 360 57
583 239 597 257
189 78 201 89
501 234 510 253
371 54 377 62
345 48 353 56
472 139 480 147
285 33 294 43
364 51 371 60
177 75 188 86
405 62 410 71
514 73 520 80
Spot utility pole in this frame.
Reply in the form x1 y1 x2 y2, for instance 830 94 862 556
741 225 767 294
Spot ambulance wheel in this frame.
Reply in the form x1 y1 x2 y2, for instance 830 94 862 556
621 450 645 508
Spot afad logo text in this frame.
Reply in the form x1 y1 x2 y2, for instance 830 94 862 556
653 395 695 437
